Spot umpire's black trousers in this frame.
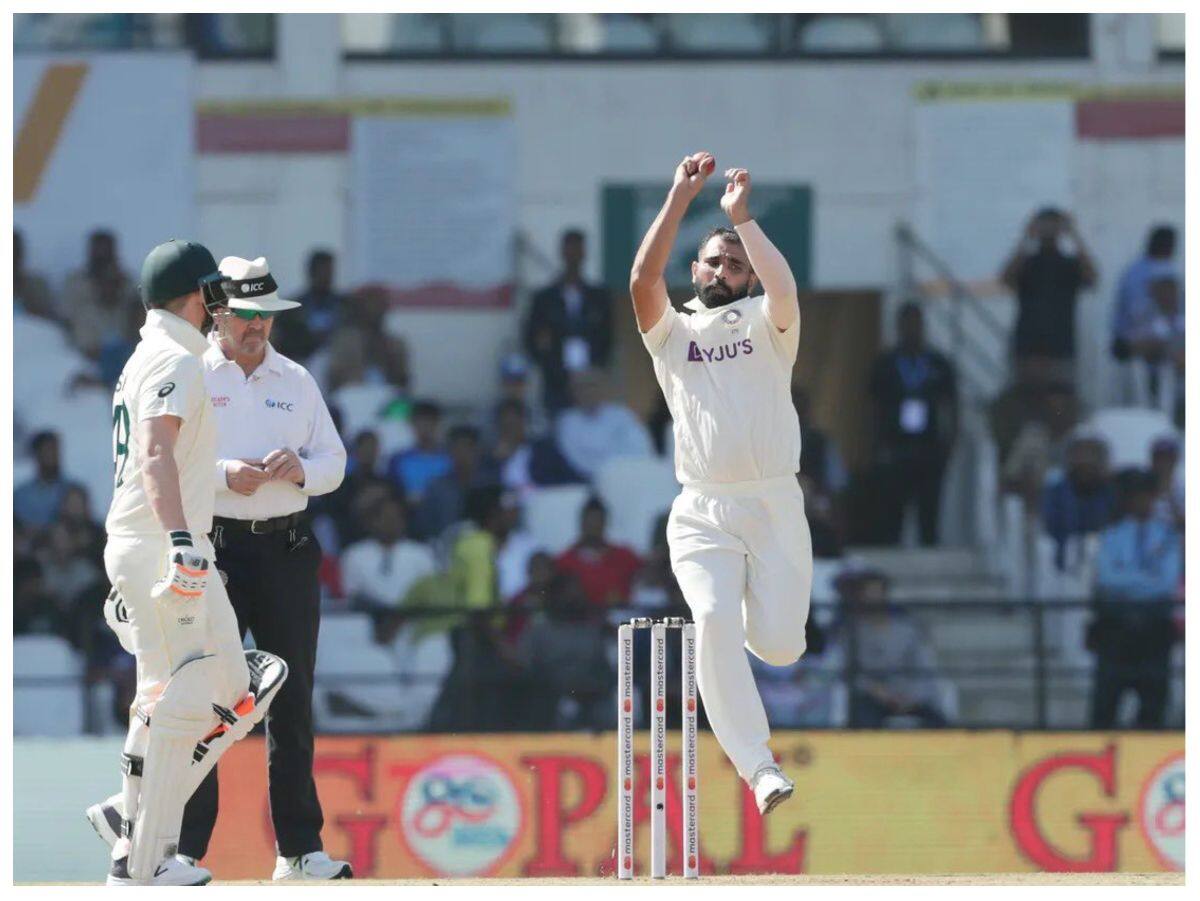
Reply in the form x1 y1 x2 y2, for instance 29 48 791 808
180 517 325 859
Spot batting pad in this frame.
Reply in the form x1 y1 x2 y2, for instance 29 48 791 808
127 654 220 881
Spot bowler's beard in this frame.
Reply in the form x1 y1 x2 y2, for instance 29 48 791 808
693 276 750 309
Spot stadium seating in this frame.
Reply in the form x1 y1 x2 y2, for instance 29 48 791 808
523 485 592 555
1084 407 1178 470
593 456 679 554
314 613 408 732
14 635 86 736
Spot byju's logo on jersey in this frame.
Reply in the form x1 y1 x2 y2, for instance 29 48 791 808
687 339 753 363
265 398 295 412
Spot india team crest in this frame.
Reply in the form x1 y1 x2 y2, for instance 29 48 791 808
721 308 742 327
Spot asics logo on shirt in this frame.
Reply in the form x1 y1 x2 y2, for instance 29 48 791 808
687 339 754 363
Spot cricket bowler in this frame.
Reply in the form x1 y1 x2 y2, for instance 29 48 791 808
89 240 288 884
630 152 811 814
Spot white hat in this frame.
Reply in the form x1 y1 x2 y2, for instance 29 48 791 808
217 256 301 312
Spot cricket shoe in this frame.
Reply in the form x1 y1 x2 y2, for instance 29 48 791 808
751 764 795 816
273 852 353 880
87 794 124 848
106 854 212 886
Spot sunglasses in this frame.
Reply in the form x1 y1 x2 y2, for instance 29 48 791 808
227 308 278 321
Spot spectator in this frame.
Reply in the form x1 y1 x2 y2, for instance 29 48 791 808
556 496 643 610
324 328 413 457
427 486 518 731
54 484 106 561
1041 433 1115 571
1112 226 1176 370
1002 381 1080 512
273 249 345 362
556 369 653 480
387 401 451 501
494 352 548 437
835 563 949 728
14 431 80 530
629 512 685 615
413 425 495 541
794 387 848 499
512 571 614 730
61 229 140 360
799 473 843 559
340 493 436 614
868 302 958 546
14 230 57 321
14 556 64 636
1149 436 1184 532
523 228 614 413
1129 272 1184 423
345 285 411 390
317 430 397 546
1089 471 1182 729
999 208 1098 383
488 399 585 496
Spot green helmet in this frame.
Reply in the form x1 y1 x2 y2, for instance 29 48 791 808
139 239 223 309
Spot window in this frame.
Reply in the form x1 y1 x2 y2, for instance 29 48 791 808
1156 14 1184 60
342 13 1092 60
13 13 275 59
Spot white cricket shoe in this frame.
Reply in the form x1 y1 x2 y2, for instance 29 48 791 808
86 794 124 849
106 854 212 886
751 764 795 816
273 851 353 880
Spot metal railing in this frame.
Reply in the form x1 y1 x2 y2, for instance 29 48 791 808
16 598 1183 737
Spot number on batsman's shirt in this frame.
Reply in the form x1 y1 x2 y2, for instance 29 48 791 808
105 309 218 538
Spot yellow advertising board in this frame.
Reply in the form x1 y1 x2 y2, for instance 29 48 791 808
205 732 1183 878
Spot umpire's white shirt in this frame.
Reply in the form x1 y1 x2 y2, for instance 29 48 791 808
641 293 801 486
203 338 346 519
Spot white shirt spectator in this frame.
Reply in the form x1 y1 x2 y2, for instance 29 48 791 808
203 338 346 520
556 402 653 479
341 538 436 608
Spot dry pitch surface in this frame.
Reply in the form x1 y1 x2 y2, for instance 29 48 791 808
208 873 1183 886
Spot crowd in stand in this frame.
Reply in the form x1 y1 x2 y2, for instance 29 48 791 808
13 213 1184 733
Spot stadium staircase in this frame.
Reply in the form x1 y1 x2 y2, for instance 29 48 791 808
849 546 1092 728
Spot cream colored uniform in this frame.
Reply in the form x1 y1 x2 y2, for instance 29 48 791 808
641 290 811 781
105 309 249 728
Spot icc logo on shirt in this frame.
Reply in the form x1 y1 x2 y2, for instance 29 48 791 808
265 398 295 412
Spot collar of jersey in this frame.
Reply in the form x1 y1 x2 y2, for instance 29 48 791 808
683 295 755 315
142 309 210 357
203 332 284 377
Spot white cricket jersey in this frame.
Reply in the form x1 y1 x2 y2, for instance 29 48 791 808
641 294 801 486
203 338 346 520
106 310 218 537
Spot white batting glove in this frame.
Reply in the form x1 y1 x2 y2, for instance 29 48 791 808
151 530 210 604
103 586 135 654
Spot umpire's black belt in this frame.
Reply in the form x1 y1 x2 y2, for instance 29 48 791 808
213 513 305 536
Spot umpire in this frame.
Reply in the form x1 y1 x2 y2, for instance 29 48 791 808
179 256 350 879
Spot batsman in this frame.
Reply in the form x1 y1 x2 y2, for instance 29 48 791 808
91 240 288 885
630 152 812 815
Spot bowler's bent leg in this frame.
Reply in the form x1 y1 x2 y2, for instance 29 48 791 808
668 494 775 782
742 487 813 667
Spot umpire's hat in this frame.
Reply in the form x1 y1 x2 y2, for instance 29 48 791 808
140 240 222 309
217 256 301 312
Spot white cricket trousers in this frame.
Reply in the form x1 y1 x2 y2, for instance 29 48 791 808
104 533 249 726
667 475 813 782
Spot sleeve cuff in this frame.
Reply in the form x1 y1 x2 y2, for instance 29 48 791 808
639 305 675 352
215 459 229 489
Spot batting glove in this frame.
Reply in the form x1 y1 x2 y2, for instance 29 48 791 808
151 530 210 603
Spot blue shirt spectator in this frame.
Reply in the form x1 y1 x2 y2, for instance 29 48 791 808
387 400 451 501
1041 435 1115 570
1096 517 1182 602
1112 226 1177 358
14 431 80 530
